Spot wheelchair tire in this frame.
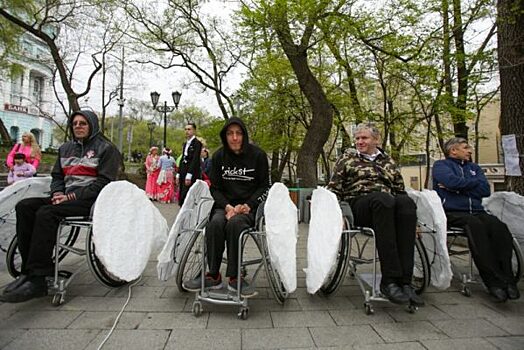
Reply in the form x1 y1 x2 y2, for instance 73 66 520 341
5 226 80 278
256 216 288 304
320 218 352 296
176 230 204 293
412 237 430 294
86 228 128 288
511 238 523 283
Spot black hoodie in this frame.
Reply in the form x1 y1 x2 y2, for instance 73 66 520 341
209 117 270 211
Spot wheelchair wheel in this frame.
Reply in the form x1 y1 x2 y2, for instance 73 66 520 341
511 238 523 282
257 216 288 304
412 237 430 294
5 226 80 278
320 216 352 296
176 230 204 293
86 228 127 288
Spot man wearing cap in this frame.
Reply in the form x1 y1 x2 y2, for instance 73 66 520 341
1 110 121 303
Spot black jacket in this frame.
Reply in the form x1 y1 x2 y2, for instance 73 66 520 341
179 137 202 181
209 117 270 211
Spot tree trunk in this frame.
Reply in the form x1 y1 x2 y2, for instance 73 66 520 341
497 0 524 194
273 7 334 187
286 53 334 187
452 0 469 138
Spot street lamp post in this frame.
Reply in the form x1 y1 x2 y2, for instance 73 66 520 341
150 91 182 148
147 121 156 147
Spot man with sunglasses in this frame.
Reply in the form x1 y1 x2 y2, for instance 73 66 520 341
176 122 202 205
1 110 121 303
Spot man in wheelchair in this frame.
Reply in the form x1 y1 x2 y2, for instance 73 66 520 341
1 110 121 303
327 123 424 306
183 117 270 296
433 137 519 302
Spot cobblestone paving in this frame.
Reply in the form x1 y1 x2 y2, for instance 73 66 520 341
1 202 523 349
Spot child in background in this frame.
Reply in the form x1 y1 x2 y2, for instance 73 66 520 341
7 153 36 185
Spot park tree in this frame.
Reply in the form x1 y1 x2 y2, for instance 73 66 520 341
439 0 497 139
0 0 124 116
122 0 241 120
239 0 340 187
497 0 524 194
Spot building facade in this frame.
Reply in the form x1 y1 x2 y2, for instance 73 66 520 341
0 32 55 149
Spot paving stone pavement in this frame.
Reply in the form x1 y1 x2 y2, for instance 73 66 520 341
1 202 523 349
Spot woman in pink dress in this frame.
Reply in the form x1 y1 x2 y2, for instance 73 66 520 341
144 147 160 200
6 132 42 172
156 148 176 203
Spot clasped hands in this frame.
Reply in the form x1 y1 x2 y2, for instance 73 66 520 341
51 192 68 205
225 203 251 220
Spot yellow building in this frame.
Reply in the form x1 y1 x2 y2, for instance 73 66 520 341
401 100 505 191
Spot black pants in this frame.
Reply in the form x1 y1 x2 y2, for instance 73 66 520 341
446 211 514 288
350 192 417 285
178 168 197 206
16 197 94 276
205 209 255 278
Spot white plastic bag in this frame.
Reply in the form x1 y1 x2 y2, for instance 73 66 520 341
305 187 343 294
0 177 52 268
93 181 168 281
157 180 214 280
264 182 298 293
407 189 452 290
483 191 524 253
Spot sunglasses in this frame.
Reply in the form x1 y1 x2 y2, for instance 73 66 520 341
73 121 88 127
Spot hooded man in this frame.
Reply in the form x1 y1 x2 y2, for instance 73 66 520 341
1 110 121 303
183 117 270 296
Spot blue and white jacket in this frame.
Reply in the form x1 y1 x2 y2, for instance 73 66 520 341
432 157 490 213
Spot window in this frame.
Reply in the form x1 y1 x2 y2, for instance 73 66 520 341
33 77 42 105
10 126 19 143
30 128 41 144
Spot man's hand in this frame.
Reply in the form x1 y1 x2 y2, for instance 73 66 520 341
51 193 68 205
225 204 251 220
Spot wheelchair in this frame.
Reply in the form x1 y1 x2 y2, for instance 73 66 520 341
5 213 132 306
320 202 430 315
447 226 523 297
177 202 289 320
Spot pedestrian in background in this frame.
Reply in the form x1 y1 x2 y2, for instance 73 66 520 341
157 147 176 203
176 122 202 205
145 146 160 200
7 153 36 185
6 132 42 172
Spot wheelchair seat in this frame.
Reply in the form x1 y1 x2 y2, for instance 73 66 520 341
178 182 296 320
446 225 523 297
309 188 430 315
5 181 168 305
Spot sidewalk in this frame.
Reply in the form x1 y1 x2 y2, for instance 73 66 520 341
1 202 523 349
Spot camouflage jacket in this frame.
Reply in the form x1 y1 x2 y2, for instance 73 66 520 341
327 148 406 201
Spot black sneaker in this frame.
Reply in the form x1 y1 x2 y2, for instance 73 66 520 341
3 275 28 295
380 283 410 304
506 283 520 300
182 272 223 292
488 286 508 303
228 277 256 297
0 277 47 303
403 284 425 306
